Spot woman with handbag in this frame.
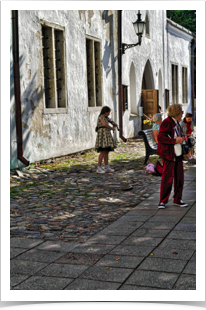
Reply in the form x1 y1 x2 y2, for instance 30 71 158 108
152 113 162 144
180 112 195 159
157 104 189 209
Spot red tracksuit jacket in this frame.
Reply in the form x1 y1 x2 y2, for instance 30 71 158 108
157 117 177 161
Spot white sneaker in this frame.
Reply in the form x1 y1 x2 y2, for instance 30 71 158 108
173 200 188 207
104 167 115 172
158 202 166 209
96 167 105 174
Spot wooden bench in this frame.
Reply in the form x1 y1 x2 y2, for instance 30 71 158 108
138 129 157 164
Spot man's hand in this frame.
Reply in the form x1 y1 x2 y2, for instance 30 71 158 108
176 137 183 144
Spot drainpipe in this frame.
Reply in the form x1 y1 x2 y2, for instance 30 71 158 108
12 10 29 166
118 10 127 142
191 38 196 120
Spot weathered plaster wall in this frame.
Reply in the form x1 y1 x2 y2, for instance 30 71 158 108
10 10 118 167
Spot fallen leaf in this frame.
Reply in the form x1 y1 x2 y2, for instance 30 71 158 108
150 253 154 256
115 258 120 261
105 267 110 269
173 252 178 255
88 248 93 251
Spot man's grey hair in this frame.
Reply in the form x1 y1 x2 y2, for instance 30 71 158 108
153 113 162 122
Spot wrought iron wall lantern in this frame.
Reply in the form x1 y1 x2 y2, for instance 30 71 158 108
122 10 146 54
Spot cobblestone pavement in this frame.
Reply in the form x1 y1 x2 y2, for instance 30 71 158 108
10 138 195 243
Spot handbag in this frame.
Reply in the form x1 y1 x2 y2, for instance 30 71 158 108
176 122 190 155
188 136 196 147
182 140 190 155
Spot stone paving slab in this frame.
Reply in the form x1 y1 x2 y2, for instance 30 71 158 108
110 245 154 257
137 257 188 273
173 274 196 290
140 221 177 230
167 231 196 240
71 243 116 254
121 236 163 247
130 228 170 238
180 217 196 224
15 249 65 263
97 222 144 236
125 269 179 289
54 252 104 265
10 273 30 289
95 254 144 268
173 223 196 231
64 279 121 290
10 247 28 259
119 284 163 290
86 234 127 245
37 263 89 278
11 260 48 276
35 241 79 252
79 265 133 283
13 276 73 290
10 238 44 249
147 216 184 223
151 248 195 261
157 239 196 251
182 260 196 274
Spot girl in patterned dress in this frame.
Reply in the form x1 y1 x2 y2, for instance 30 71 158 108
95 106 117 174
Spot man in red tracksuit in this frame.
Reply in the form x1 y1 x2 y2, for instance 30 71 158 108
157 104 189 209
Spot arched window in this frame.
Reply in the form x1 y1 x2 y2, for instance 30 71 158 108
145 11 150 38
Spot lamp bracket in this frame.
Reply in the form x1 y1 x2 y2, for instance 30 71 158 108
122 35 142 54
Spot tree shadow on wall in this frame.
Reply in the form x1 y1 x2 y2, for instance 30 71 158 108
102 11 118 125
10 49 44 169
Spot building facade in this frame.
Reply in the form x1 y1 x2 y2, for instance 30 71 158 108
10 10 195 169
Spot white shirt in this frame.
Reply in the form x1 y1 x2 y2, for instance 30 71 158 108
172 118 182 156
172 118 178 139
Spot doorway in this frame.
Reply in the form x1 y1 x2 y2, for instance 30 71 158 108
141 60 158 130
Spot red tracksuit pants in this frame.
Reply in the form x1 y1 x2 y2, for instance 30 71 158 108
160 156 184 204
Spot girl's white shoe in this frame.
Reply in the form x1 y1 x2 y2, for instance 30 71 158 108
104 167 114 172
96 167 105 174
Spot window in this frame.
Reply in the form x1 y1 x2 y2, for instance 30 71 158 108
165 89 169 109
182 67 188 103
145 12 150 38
41 21 66 111
172 64 178 104
123 85 128 111
86 37 102 107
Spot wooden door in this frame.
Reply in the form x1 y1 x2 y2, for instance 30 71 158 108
141 89 159 130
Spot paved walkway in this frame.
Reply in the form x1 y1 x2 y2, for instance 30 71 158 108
10 166 196 290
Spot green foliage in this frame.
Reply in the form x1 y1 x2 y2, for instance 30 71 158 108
167 10 196 98
167 10 196 34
